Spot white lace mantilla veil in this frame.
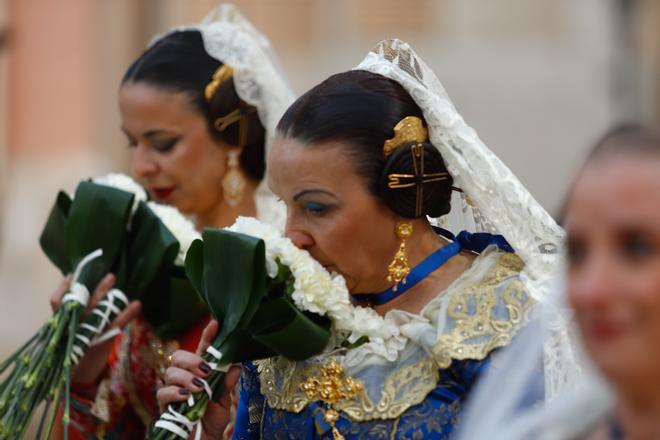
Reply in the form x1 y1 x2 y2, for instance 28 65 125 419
150 3 293 230
355 39 582 402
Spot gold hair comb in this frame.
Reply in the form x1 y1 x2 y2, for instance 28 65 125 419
204 65 234 102
382 116 428 157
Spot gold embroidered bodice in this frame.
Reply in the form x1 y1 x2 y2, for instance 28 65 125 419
254 250 533 423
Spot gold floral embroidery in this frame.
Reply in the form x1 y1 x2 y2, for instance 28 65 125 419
431 253 530 368
257 252 533 422
258 351 441 422
335 355 439 421
255 357 314 413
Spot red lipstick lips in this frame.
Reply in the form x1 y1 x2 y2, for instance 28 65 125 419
152 187 174 200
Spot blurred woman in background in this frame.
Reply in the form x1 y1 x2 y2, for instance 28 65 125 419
457 124 660 439
563 124 660 438
50 4 293 438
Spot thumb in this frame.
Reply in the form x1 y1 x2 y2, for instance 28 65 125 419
196 319 219 356
111 300 142 330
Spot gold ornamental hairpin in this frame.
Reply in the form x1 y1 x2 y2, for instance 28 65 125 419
382 116 428 157
204 64 234 102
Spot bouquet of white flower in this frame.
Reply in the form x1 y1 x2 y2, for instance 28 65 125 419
151 217 401 440
0 174 207 439
152 217 339 440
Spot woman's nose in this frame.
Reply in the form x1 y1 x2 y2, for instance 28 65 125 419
284 216 315 250
131 145 159 179
287 231 315 249
570 253 618 310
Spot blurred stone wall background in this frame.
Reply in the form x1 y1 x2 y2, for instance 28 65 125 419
1 0 659 356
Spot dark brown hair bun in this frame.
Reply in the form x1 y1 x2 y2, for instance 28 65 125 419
380 141 453 218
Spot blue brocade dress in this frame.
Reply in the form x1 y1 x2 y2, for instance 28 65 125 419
234 358 489 439
233 232 533 439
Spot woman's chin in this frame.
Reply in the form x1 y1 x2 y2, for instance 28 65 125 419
588 343 645 385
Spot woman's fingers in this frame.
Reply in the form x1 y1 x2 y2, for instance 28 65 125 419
111 300 141 329
156 385 192 413
217 365 241 409
86 273 116 311
196 320 219 356
224 365 241 391
164 366 206 393
160 349 218 414
170 350 212 378
49 274 72 311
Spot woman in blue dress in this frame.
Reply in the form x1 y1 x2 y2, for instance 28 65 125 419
157 39 563 439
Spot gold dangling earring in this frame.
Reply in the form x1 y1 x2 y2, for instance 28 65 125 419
387 222 413 291
222 150 246 207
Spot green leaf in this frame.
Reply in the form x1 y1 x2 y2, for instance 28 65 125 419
39 191 72 274
184 239 205 297
215 330 271 364
235 238 266 330
121 201 179 294
201 229 267 345
249 298 331 361
134 226 208 340
143 270 209 340
66 182 134 290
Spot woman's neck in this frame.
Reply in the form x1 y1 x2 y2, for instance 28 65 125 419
615 379 660 439
195 180 258 229
373 222 474 316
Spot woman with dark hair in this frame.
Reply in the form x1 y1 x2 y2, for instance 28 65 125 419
158 39 562 439
49 5 293 438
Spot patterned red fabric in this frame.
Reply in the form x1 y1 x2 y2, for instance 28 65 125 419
67 314 209 439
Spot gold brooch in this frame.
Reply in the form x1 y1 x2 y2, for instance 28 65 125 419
204 64 234 102
383 116 428 157
300 358 363 440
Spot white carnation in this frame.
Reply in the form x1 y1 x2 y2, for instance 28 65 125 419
147 201 200 266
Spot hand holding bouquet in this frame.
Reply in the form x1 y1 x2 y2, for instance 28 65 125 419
0 174 206 439
151 217 346 439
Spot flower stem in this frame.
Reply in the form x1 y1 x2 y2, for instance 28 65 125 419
62 306 79 440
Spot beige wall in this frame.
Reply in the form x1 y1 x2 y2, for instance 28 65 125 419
0 0 108 352
8 0 97 157
0 0 8 240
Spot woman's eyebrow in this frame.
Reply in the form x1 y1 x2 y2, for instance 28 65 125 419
293 189 335 202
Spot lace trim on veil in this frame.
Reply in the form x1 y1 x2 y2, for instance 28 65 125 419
355 39 573 398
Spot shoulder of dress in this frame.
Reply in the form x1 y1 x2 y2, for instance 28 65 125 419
495 251 525 273
430 250 534 368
